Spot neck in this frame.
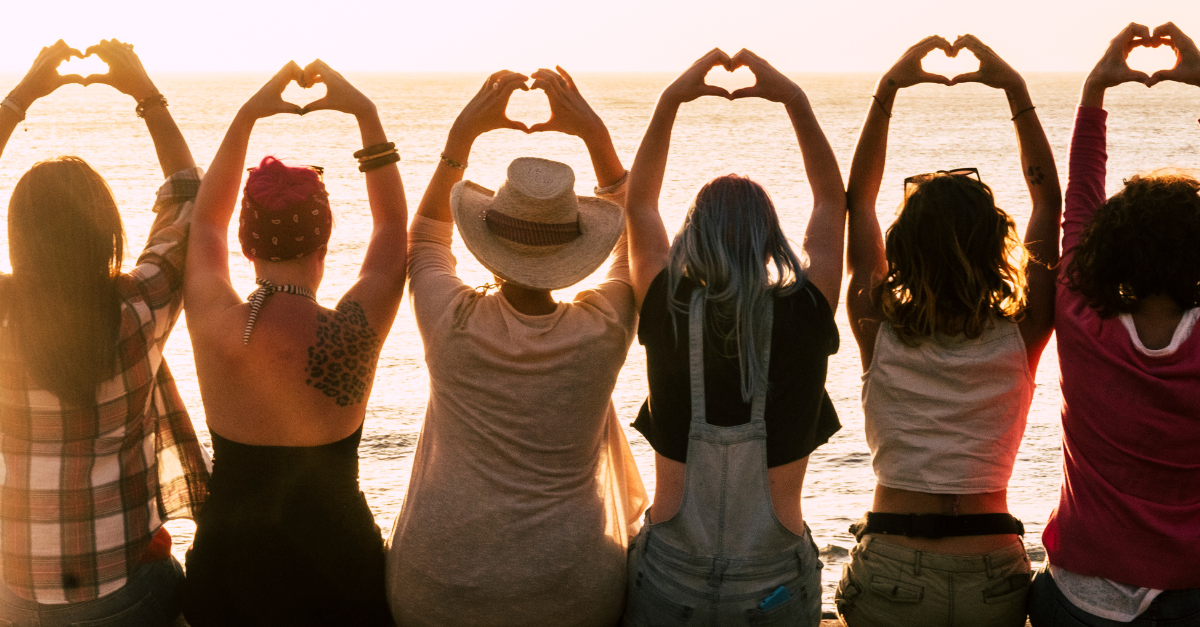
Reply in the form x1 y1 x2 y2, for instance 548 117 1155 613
251 256 323 296
500 282 557 316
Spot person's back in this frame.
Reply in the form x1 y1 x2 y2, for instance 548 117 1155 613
180 61 407 627
1027 24 1200 627
0 39 209 627
620 49 847 627
836 35 1062 627
386 68 647 627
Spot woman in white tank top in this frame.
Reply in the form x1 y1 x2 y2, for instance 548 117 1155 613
834 36 1061 627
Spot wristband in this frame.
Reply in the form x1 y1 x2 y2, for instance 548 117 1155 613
353 142 396 160
2 95 27 121
359 152 401 173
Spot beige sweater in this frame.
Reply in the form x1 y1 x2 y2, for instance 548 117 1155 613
386 208 648 627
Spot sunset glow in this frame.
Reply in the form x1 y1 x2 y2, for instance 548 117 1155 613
1 0 1196 72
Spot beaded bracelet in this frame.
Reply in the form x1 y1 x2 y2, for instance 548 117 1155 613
136 94 168 119
439 153 467 170
359 152 401 173
354 142 396 160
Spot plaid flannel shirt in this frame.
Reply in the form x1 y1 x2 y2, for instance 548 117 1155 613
0 167 211 604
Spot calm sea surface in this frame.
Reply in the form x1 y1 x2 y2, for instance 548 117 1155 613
1 72 1196 609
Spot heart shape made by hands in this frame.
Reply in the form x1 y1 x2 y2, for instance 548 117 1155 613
922 47 979 81
504 85 553 130
283 76 327 113
57 54 108 80
704 65 756 93
1126 42 1178 75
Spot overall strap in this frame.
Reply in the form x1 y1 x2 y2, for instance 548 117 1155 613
688 289 707 425
749 297 774 424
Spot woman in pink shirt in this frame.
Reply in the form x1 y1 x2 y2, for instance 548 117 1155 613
1027 22 1200 627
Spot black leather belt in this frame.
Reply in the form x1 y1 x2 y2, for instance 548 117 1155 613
849 512 1025 541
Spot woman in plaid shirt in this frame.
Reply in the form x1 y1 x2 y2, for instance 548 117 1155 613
0 40 210 626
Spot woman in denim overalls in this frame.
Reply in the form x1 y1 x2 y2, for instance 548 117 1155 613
622 48 847 626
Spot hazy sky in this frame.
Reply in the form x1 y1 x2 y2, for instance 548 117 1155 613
1 0 1195 73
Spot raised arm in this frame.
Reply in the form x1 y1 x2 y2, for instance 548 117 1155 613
416 71 529 226
626 49 732 308
300 60 407 327
530 66 625 191
845 36 953 369
1063 24 1157 259
0 41 84 159
730 48 847 311
184 62 306 319
84 39 195 177
952 35 1062 369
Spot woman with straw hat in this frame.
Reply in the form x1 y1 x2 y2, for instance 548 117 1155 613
385 67 647 627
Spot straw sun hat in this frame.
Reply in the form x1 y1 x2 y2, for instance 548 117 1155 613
451 157 625 291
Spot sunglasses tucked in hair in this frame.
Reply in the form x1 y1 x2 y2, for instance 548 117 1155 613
903 168 981 197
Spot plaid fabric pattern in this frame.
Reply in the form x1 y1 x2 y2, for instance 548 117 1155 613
0 167 211 604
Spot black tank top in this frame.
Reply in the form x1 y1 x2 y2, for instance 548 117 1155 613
182 426 392 627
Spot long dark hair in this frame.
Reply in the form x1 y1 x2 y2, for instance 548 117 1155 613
667 175 807 403
6 157 125 407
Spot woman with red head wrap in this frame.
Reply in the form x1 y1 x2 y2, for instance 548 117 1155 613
179 60 407 626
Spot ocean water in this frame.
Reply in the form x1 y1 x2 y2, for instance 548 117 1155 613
1 71 1196 610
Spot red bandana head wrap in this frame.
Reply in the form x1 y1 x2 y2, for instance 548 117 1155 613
238 156 332 261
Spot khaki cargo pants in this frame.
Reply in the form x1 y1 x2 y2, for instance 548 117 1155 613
835 535 1032 627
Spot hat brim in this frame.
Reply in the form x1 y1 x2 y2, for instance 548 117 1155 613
451 180 625 291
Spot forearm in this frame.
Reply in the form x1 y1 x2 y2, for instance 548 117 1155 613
194 111 255 229
581 125 625 189
627 97 678 220
1062 107 1108 253
142 104 195 177
357 107 406 226
416 125 473 223
846 82 893 280
0 108 19 160
1008 82 1061 262
785 90 845 214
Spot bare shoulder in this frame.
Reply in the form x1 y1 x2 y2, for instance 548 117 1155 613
306 299 384 407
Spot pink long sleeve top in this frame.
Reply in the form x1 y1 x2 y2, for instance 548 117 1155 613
1043 106 1200 589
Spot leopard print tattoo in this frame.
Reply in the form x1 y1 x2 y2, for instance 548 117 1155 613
306 300 381 406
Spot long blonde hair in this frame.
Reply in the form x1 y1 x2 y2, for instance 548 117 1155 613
6 157 125 407
877 173 1027 344
667 175 806 403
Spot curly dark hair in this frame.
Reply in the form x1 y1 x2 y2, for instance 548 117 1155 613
1065 172 1200 318
877 173 1027 345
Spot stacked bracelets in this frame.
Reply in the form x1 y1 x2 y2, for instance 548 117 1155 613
136 93 168 118
355 142 400 172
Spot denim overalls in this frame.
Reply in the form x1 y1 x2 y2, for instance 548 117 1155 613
624 289 824 626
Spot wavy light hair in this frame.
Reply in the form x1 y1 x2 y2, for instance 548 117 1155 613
5 157 125 407
667 174 807 403
877 173 1027 345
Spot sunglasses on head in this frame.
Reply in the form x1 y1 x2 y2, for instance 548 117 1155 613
246 165 325 182
903 168 981 195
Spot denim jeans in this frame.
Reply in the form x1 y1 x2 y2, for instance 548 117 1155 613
1028 566 1200 627
0 558 184 627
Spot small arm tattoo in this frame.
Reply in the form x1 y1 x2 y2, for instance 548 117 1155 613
306 300 382 406
1026 165 1046 186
